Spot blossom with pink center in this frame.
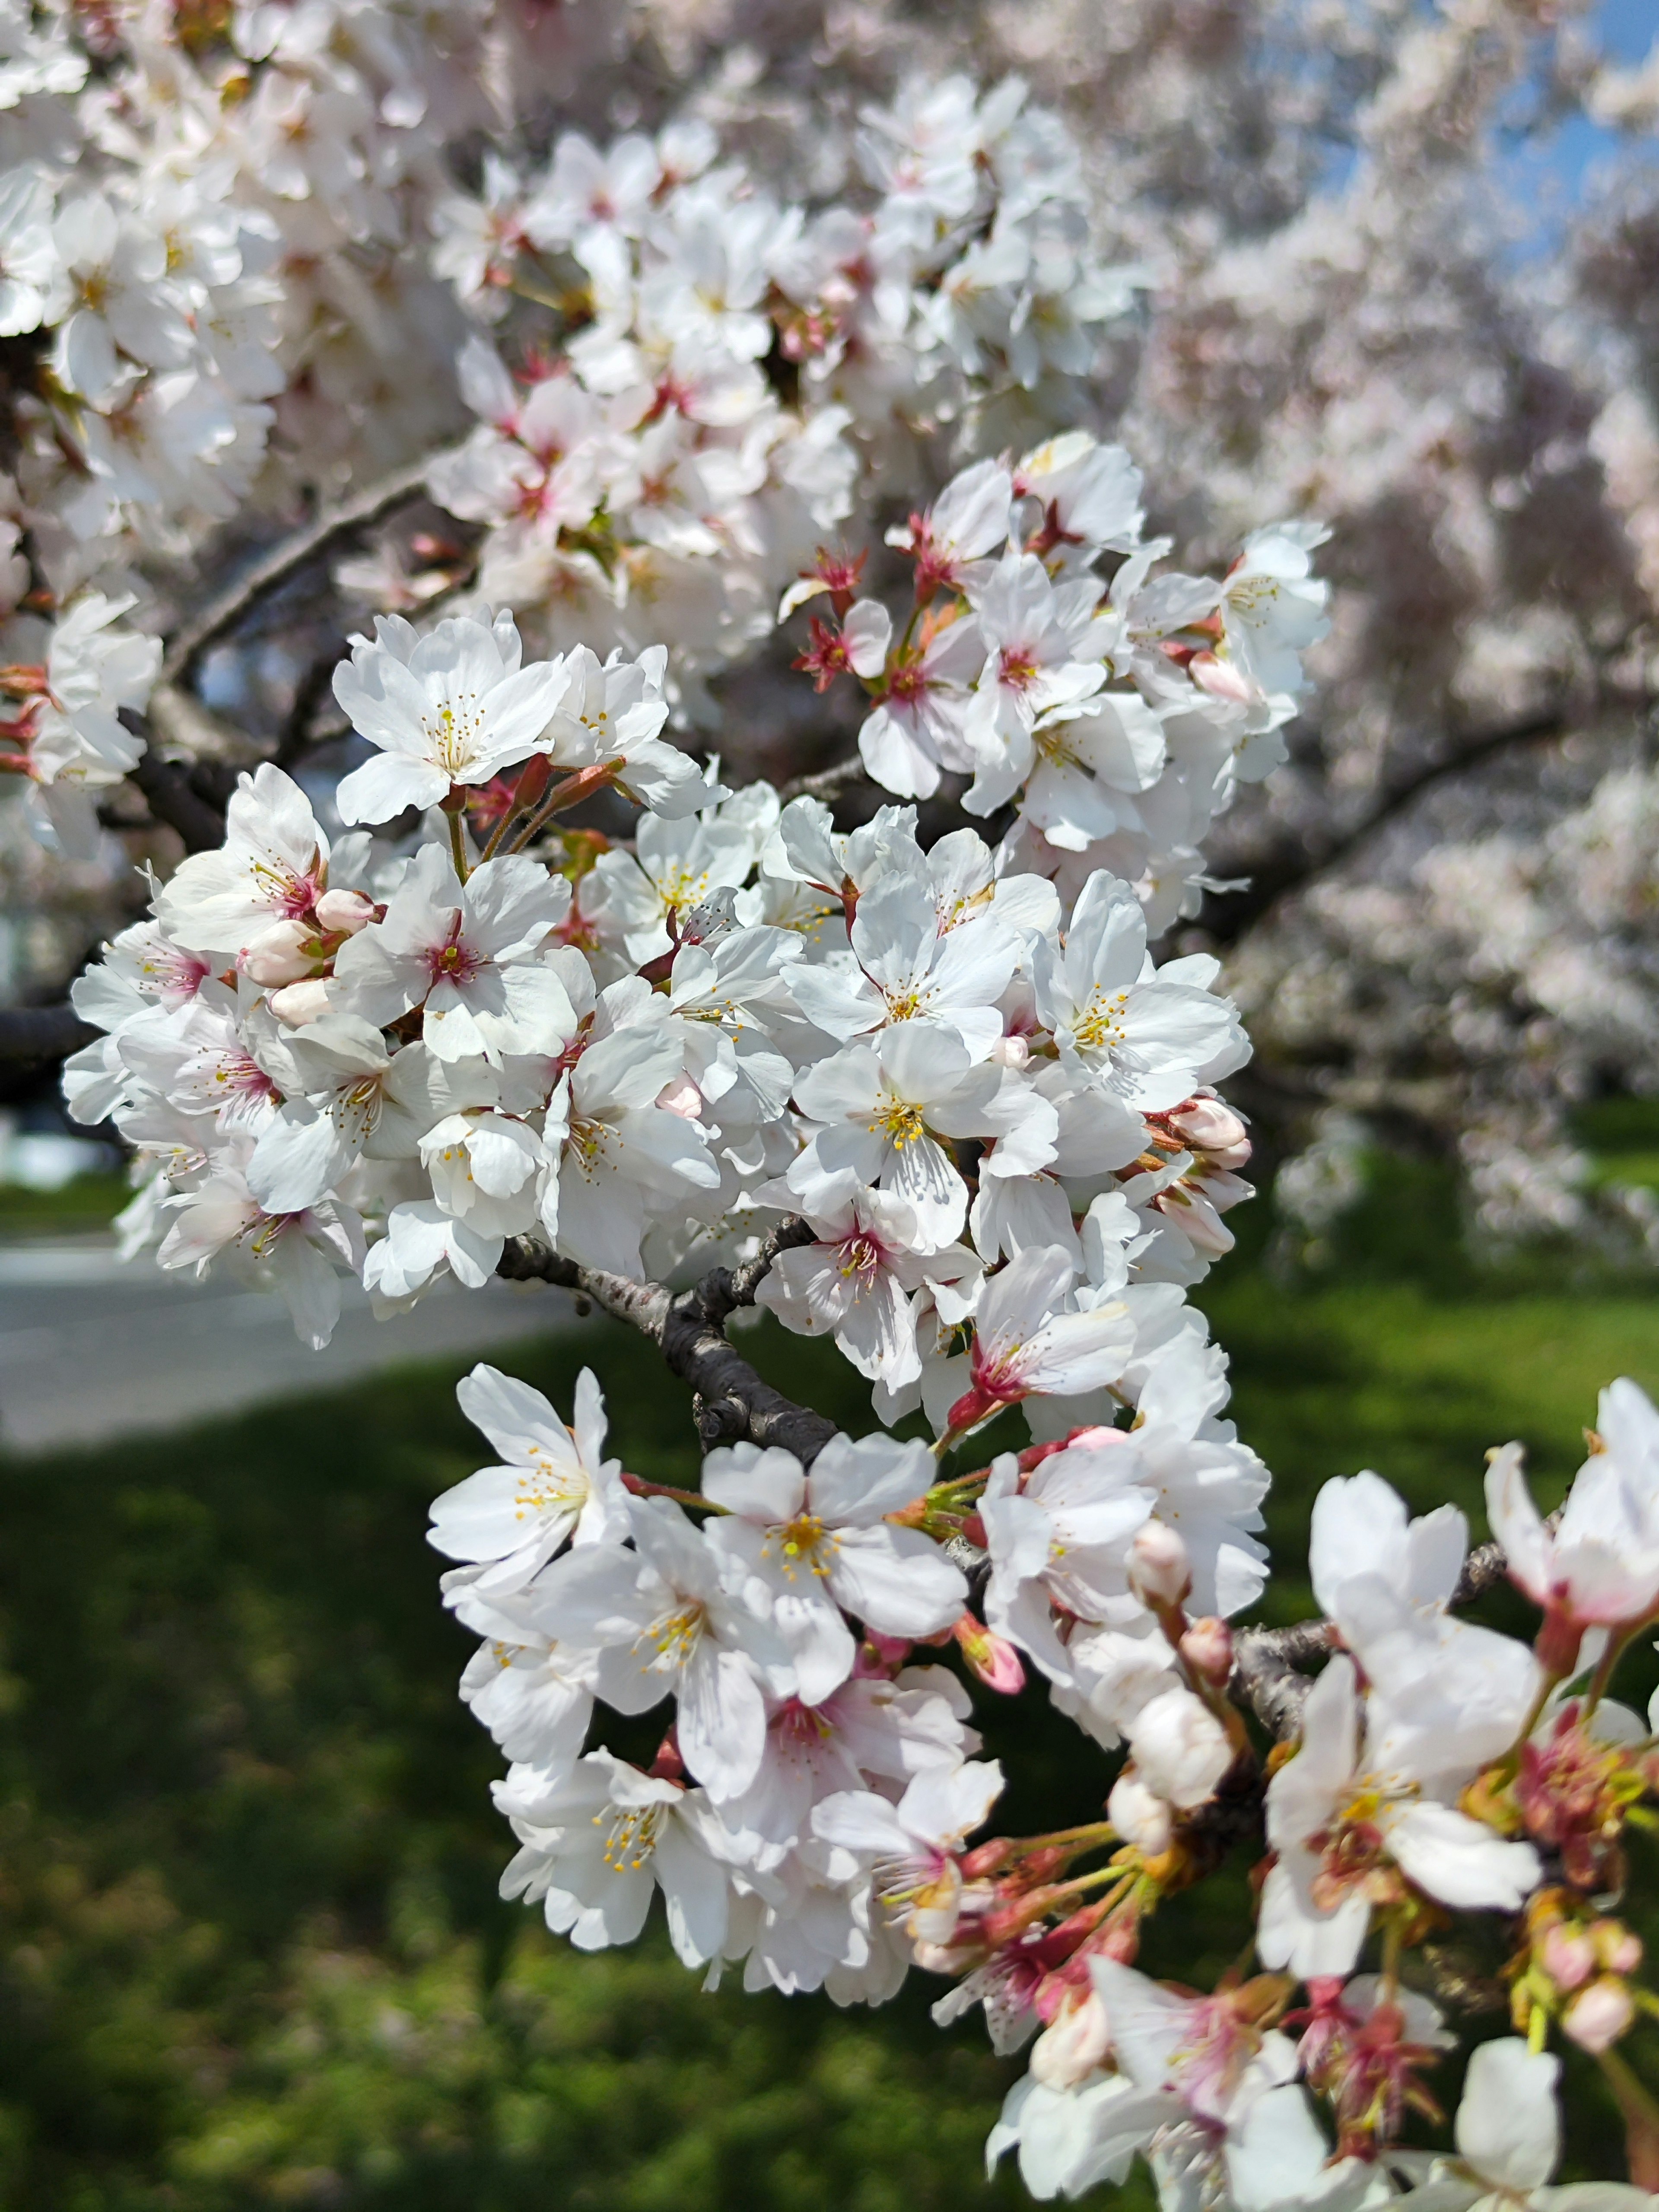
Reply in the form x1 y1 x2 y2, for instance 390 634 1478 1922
1090 1957 1297 2131
855 613 985 800
886 458 1013 601
946 1243 1136 1439
703 1430 967 1703
813 1758 1005 1945
155 764 332 961
156 1154 364 1348
329 842 574 1063
754 1190 978 1388
121 998 283 1133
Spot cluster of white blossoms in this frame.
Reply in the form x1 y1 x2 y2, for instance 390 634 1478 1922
51 521 1659 2193
426 77 1142 696
439 1365 1659 2209
12 0 1659 2194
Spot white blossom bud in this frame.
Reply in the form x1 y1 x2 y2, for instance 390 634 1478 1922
988 1033 1030 1070
1178 1616 1233 1686
1030 1989 1112 2090
1107 1768 1173 1856
241 918 315 986
1539 1923 1596 1992
655 1074 703 1119
1124 1685 1231 1809
268 978 331 1026
1166 1096 1251 1169
1564 1976 1634 2054
315 887 376 934
1129 1519 1192 1609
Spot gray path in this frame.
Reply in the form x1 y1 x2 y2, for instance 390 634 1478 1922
0 1237 568 1452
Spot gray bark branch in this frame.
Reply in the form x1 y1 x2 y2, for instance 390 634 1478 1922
161 455 436 687
498 1226 838 1463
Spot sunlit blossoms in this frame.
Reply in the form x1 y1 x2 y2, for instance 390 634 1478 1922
11 3 1659 2196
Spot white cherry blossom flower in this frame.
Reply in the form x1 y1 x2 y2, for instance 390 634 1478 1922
1257 1653 1541 1980
528 1501 788 1799
333 610 570 823
497 1750 737 1968
813 1758 1004 1945
429 1364 630 1595
1033 870 1248 1109
329 844 573 1062
753 1187 979 1387
980 1437 1154 1681
156 1157 363 1349
703 1431 965 1704
156 766 331 960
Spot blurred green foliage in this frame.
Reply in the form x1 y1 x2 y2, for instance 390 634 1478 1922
1 1195 1659 2205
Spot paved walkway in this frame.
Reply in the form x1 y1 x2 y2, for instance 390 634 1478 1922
0 1237 567 1452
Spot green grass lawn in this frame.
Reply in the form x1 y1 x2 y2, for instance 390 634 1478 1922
2 1191 1658 2207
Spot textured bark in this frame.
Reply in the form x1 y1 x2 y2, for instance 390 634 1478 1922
498 1227 838 1462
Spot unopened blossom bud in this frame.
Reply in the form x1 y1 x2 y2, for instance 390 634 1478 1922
1108 1769 1173 1856
1129 1519 1192 1609
268 978 331 1025
988 1032 1030 1070
1125 1685 1231 1809
654 1074 703 1120
314 887 375 934
1539 1922 1596 1993
953 1613 1026 1694
1592 1921 1643 1976
1564 1976 1635 2054
241 918 316 985
1165 1095 1252 1168
1189 650 1255 706
1179 1616 1233 1687
959 1836 1017 1880
1030 1989 1112 2091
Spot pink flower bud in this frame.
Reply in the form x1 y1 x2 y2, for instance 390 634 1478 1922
953 1613 1026 1695
653 1074 703 1120
1592 1921 1643 1977
1189 650 1254 705
1539 1923 1596 1993
988 1033 1030 1070
1108 1770 1173 1856
1165 1094 1251 1167
1564 1976 1634 2054
1179 1616 1234 1687
314 887 376 934
240 918 316 986
268 978 331 1026
1130 1519 1192 1608
1030 1990 1112 2091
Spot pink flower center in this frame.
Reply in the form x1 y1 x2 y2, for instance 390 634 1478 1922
427 930 483 986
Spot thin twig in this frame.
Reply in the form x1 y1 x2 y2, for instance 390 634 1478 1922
778 754 870 805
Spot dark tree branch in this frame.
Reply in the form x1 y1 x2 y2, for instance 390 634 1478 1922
0 1004 96 1061
161 455 436 687
1230 1620 1338 1738
498 1228 837 1462
128 744 234 854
